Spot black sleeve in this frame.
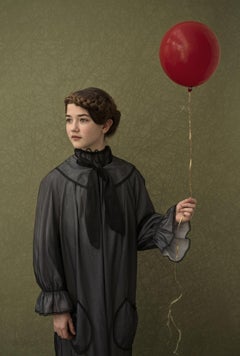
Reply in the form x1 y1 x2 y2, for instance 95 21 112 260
33 174 73 315
133 170 190 261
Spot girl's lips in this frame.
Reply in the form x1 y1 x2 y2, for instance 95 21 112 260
71 136 81 140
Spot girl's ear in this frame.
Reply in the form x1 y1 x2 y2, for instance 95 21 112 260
102 119 113 134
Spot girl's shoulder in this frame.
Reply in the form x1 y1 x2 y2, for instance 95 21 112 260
111 155 135 170
110 155 145 185
39 156 74 186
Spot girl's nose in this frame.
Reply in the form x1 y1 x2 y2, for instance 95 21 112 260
71 121 80 131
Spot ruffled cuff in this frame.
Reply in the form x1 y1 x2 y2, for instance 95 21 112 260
162 220 191 262
153 206 190 262
35 290 73 316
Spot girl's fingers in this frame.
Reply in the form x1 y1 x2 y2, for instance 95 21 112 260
68 318 76 336
183 212 192 217
179 207 194 213
180 198 197 205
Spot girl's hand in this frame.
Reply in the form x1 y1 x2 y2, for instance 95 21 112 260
175 197 197 223
53 312 76 340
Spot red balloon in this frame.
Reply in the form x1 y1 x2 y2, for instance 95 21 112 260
159 21 220 88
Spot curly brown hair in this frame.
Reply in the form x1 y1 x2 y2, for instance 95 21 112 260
64 87 121 136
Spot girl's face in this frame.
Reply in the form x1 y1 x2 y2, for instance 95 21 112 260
65 104 111 151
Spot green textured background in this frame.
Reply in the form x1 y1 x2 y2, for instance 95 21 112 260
0 0 239 355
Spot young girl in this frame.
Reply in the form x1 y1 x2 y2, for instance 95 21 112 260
33 87 196 356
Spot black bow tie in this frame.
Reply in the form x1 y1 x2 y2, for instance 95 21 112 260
74 147 125 249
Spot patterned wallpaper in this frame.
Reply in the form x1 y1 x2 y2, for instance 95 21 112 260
0 0 239 355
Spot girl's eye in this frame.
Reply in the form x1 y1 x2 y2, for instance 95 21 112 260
65 118 72 123
80 118 89 123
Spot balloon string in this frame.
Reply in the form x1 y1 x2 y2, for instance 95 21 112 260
188 88 193 197
167 87 193 355
167 217 183 355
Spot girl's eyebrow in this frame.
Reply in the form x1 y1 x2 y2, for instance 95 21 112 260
65 114 91 118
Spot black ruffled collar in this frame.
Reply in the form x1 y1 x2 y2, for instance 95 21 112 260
74 146 112 168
